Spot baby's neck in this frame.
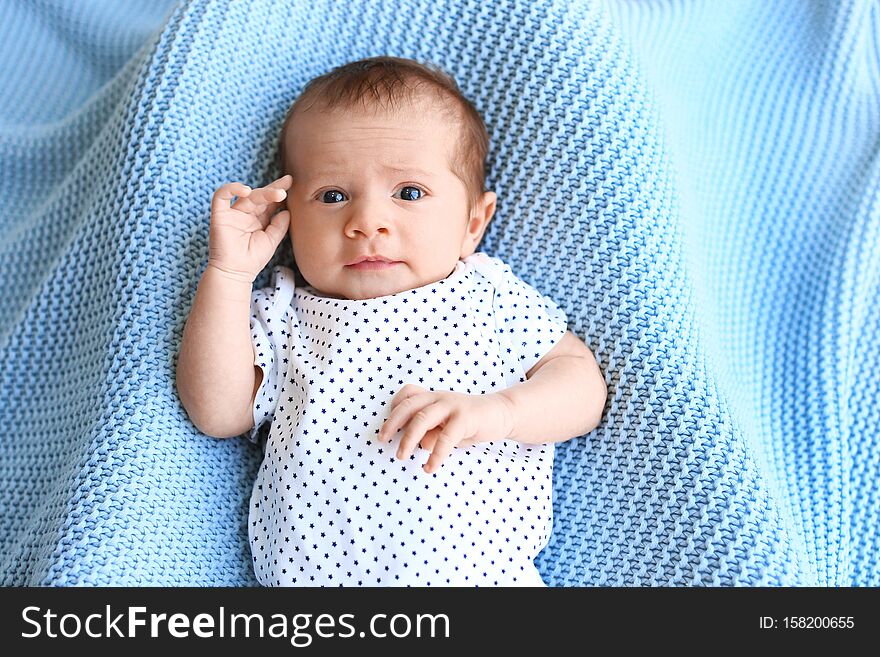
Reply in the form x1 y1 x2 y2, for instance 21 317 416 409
302 284 346 300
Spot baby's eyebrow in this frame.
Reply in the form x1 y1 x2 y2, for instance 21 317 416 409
307 164 435 179
380 164 434 178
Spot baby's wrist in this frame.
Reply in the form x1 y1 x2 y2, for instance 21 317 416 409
202 263 256 304
495 391 517 441
205 262 257 286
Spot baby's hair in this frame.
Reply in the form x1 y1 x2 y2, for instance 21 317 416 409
278 55 490 215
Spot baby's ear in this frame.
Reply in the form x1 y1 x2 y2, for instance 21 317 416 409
472 190 497 234
482 190 497 219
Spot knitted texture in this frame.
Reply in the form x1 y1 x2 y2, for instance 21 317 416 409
0 0 876 586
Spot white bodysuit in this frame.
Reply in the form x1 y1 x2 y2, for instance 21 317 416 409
247 251 568 586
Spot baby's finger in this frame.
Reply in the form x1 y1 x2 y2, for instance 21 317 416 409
379 386 429 442
262 209 290 248
244 185 287 208
418 428 442 454
397 401 448 461
388 383 427 411
248 184 290 227
261 184 289 200
232 193 282 223
211 182 251 214
269 174 293 189
423 414 466 474
422 434 477 455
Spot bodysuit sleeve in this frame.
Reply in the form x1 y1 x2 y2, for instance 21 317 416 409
246 266 296 444
482 254 569 378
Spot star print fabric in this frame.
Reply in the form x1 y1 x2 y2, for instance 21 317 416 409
246 252 568 586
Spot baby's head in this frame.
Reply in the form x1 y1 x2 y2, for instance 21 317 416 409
278 56 496 300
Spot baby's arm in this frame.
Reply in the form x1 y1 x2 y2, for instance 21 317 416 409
381 329 607 472
176 177 292 438
176 265 261 438
497 330 607 444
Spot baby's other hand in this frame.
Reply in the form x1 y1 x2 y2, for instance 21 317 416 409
377 384 515 474
207 174 293 284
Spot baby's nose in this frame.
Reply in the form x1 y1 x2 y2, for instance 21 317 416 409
344 207 392 236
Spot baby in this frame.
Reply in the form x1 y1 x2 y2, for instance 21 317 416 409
176 56 607 587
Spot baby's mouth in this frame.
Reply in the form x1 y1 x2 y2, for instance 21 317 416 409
346 260 402 271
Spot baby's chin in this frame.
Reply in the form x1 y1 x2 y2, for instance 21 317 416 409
301 278 405 301
303 262 459 300
324 280 420 301
339 281 412 300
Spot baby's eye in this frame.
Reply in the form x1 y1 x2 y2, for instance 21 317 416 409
320 190 346 204
318 186 425 203
394 185 425 201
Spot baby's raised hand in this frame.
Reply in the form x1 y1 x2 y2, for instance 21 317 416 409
377 384 515 474
207 175 293 283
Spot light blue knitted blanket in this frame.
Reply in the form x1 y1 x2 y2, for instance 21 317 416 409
1 0 877 586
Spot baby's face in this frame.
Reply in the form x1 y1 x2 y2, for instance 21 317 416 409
282 100 494 300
